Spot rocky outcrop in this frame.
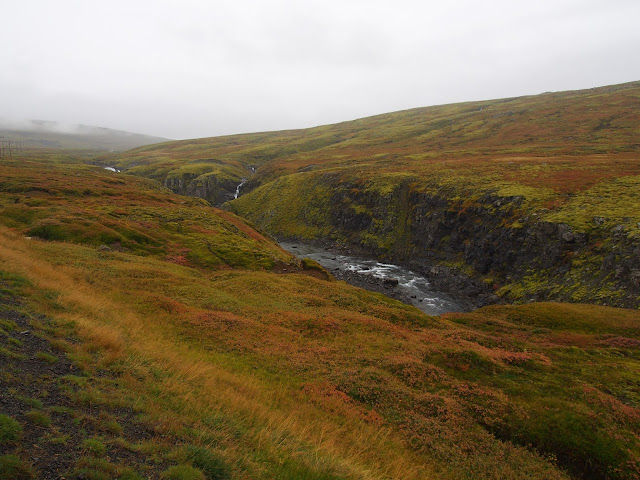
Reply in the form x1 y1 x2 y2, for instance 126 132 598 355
163 174 239 206
272 176 640 308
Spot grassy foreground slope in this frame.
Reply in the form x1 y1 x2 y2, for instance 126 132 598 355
1 155 640 479
108 81 640 307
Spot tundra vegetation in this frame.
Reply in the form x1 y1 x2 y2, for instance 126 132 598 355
0 81 639 479
110 81 640 307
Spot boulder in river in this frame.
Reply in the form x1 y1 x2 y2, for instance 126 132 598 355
383 278 399 288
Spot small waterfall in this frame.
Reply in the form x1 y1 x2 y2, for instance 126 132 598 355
234 179 247 199
234 167 254 200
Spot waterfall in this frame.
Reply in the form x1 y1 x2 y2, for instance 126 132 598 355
234 179 247 199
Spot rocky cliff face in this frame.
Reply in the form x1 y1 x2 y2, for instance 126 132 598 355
233 174 640 308
163 173 239 206
406 190 640 307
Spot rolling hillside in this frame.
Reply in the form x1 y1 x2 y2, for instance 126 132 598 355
109 81 640 308
1 154 640 479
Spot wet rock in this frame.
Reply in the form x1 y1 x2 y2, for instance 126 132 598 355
612 225 625 235
602 254 616 271
164 173 238 206
383 278 399 288
430 265 445 276
558 224 575 242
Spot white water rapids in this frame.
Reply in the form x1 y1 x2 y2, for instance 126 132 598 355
280 241 466 315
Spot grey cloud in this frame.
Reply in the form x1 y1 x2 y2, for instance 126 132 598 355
1 0 639 139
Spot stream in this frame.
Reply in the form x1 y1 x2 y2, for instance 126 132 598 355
279 241 468 316
234 179 247 199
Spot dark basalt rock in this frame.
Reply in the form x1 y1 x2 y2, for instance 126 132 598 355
383 278 399 288
304 177 640 308
163 174 238 205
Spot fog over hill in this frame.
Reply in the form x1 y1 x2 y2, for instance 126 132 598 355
0 119 169 151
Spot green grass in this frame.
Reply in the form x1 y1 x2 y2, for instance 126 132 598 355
183 445 231 480
161 465 206 480
46 433 71 445
15 396 43 409
71 457 144 480
0 455 34 480
82 438 108 457
34 351 58 364
0 414 22 445
25 410 51 428
0 346 27 360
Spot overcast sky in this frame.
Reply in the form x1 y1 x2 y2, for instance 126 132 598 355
2 0 639 139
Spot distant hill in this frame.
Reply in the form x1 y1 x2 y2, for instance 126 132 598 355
0 119 169 151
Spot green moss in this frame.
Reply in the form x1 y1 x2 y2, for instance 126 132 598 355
543 175 640 232
232 173 332 239
118 469 145 480
27 218 124 245
97 418 123 435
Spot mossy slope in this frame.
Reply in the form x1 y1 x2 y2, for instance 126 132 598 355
0 158 294 271
1 155 640 478
106 81 640 307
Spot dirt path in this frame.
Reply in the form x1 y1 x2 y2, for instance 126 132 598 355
0 281 166 479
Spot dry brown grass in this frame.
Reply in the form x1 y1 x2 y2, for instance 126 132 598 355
0 226 438 479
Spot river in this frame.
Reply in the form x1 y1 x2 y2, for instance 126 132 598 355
279 241 468 316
